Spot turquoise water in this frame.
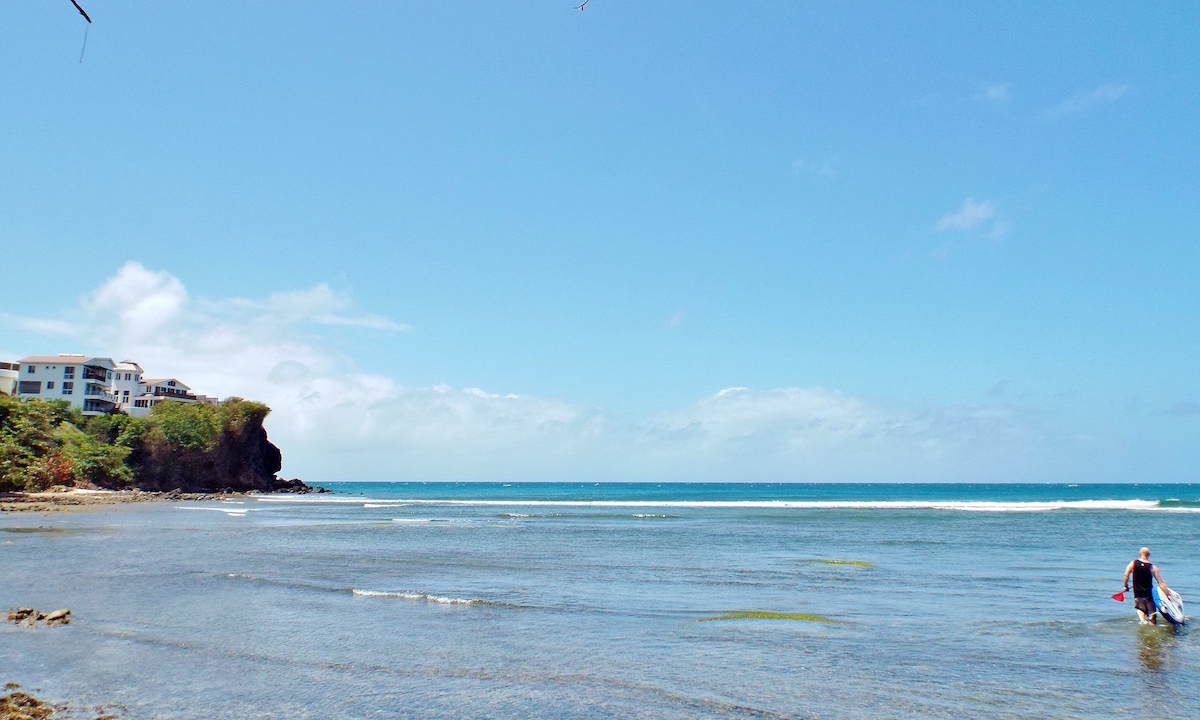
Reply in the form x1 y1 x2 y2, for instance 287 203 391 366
2 483 1198 718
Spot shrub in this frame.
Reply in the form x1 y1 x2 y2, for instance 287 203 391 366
148 401 221 450
24 451 75 491
59 426 132 487
218 397 271 431
0 396 63 491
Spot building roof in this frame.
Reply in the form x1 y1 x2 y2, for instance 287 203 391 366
19 355 114 367
141 378 192 391
113 361 143 372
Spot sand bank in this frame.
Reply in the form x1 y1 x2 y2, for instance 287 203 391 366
0 488 250 513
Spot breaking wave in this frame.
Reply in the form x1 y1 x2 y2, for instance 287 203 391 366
352 590 480 604
174 505 253 516
351 590 534 610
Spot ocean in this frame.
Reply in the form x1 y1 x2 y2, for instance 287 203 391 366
2 483 1198 718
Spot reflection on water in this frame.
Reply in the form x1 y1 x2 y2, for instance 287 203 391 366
1137 626 1172 672
1136 625 1192 718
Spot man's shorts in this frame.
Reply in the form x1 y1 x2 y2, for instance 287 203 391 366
1134 596 1156 615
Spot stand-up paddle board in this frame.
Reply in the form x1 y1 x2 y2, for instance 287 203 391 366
1152 586 1186 626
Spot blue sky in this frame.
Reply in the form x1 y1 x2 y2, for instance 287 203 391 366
1 2 1197 482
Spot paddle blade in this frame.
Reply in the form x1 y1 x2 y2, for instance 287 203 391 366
1111 591 1126 603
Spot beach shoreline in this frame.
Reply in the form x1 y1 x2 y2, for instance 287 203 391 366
0 488 253 513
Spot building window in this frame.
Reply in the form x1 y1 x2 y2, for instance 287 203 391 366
47 381 55 390
64 366 75 379
18 381 41 394
62 382 73 395
28 366 35 374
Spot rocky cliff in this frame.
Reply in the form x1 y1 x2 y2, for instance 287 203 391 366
1 395 320 494
127 405 285 492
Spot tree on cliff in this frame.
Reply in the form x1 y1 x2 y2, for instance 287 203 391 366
0 396 284 493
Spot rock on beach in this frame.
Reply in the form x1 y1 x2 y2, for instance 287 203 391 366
5 608 70 628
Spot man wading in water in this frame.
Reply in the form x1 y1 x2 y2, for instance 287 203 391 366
1123 547 1172 625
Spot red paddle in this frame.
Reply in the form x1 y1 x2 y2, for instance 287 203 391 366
1112 588 1128 603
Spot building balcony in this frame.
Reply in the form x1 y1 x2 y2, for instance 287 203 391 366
82 365 109 381
83 384 114 400
82 398 116 414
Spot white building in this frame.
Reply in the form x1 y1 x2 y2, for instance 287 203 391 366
0 362 19 396
16 355 117 415
111 360 144 412
126 377 202 418
14 354 218 418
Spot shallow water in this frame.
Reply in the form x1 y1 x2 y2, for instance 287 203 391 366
2 483 1198 719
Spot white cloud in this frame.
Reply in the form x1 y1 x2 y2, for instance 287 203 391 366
934 197 999 232
1044 83 1128 119
0 314 78 336
974 82 1011 103
264 285 411 331
86 262 187 338
3 263 1066 482
634 387 1040 481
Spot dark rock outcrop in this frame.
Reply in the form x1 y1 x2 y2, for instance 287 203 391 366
271 477 330 494
128 412 285 493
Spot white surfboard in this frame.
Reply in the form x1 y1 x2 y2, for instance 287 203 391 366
1152 586 1186 626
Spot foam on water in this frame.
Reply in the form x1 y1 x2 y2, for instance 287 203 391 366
350 590 534 610
353 589 481 604
174 505 252 516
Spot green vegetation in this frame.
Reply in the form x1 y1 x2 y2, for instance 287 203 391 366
697 611 838 623
804 559 875 568
0 395 272 492
151 400 222 450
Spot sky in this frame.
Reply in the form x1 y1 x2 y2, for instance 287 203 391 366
1 1 1197 482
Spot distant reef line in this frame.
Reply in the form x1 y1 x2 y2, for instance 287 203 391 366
0 395 325 495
